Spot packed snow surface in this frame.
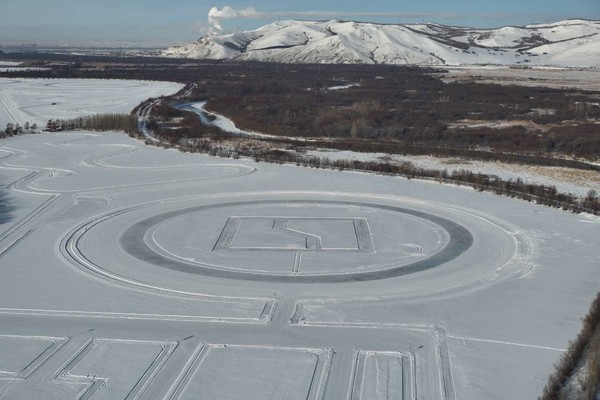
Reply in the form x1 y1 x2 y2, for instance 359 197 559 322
0 78 183 128
164 19 600 67
0 79 598 399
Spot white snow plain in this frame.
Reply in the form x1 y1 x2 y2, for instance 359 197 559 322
0 79 598 400
0 130 598 400
0 78 184 128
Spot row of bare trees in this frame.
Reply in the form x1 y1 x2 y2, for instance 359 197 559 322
151 134 599 215
540 291 600 399
60 113 139 134
2 122 38 137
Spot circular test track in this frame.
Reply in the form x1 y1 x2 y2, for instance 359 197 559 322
120 200 473 283
60 192 528 300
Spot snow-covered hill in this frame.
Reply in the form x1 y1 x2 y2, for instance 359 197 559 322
163 19 600 67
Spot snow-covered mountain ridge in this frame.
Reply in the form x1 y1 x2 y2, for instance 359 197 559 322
163 19 600 67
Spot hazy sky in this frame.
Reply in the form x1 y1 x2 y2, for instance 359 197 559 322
0 0 598 46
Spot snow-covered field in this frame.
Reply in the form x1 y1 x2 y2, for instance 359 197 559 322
0 79 599 399
306 149 600 197
0 78 183 128
439 66 600 91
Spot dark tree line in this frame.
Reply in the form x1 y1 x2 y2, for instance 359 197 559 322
540 291 600 399
60 113 139 134
146 129 599 215
141 92 599 215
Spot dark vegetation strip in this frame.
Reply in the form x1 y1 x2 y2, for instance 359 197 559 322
258 137 600 172
148 100 600 172
540 291 600 400
140 118 600 215
138 95 599 215
60 113 139 134
2 56 599 163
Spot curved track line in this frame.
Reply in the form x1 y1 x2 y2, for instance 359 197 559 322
0 145 61 252
118 199 472 283
58 204 275 309
2 137 257 195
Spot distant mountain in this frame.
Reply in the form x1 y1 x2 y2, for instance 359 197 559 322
163 19 600 67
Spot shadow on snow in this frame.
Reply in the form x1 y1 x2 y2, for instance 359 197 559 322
0 177 17 226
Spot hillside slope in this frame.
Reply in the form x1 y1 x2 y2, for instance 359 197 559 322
164 19 600 67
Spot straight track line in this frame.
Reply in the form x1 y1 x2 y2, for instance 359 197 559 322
447 335 566 352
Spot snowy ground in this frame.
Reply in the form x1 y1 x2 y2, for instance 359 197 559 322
438 66 600 91
0 78 598 399
0 130 598 400
0 68 50 72
306 149 600 197
0 78 183 128
181 100 599 197
0 62 22 67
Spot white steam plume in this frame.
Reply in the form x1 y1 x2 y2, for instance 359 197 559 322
208 6 265 30
207 6 529 31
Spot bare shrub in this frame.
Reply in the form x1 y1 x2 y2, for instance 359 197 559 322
539 292 600 400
